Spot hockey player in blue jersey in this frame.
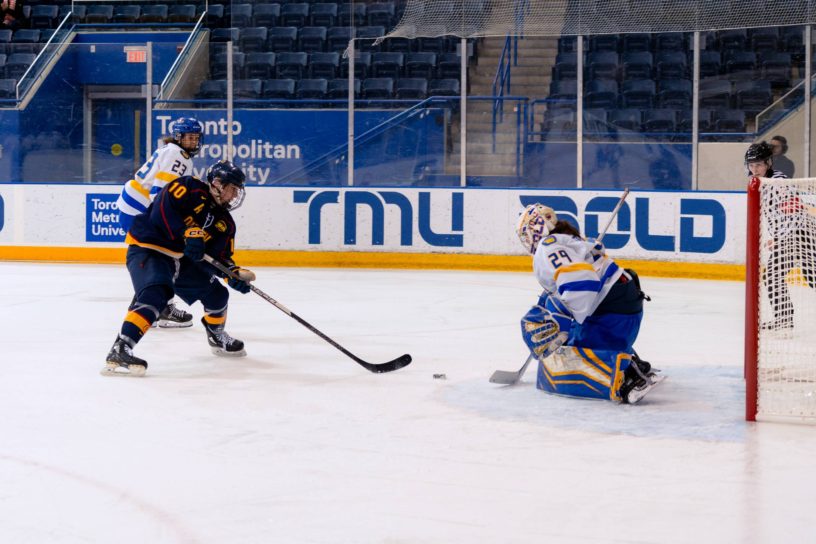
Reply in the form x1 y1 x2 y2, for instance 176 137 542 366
116 117 204 328
103 160 255 377
515 203 664 403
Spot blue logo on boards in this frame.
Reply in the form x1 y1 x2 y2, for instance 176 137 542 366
294 191 464 247
86 194 126 242
520 195 726 254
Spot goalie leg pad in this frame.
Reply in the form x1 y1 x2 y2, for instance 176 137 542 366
536 347 632 402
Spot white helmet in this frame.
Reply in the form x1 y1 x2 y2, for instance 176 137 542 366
516 204 557 254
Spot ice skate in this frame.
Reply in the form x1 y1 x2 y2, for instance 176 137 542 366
202 318 246 357
621 356 665 404
155 301 193 328
101 335 148 377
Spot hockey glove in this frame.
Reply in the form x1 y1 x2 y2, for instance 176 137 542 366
183 227 206 261
227 266 256 294
587 237 606 262
543 295 574 332
521 305 569 360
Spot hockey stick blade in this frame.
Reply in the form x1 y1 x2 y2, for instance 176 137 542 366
489 354 535 385
202 255 412 374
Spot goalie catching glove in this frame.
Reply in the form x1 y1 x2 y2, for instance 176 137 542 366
226 265 256 294
521 304 569 360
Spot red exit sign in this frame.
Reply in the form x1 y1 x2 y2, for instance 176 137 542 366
124 47 146 63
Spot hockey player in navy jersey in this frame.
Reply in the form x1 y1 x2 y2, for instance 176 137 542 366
116 117 203 328
103 160 255 377
515 203 663 403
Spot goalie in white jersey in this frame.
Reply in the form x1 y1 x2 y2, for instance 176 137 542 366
115 117 203 328
516 203 663 404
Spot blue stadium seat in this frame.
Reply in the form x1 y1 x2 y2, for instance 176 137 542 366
356 26 385 52
30 5 59 28
234 79 263 99
327 26 353 52
206 4 225 27
405 52 436 79
338 3 365 26
622 33 651 52
371 52 403 78
327 78 360 99
428 78 459 96
417 32 445 54
761 52 792 88
281 3 309 26
781 26 804 64
677 108 714 132
240 27 268 53
112 5 140 23
310 3 337 27
552 52 577 80
750 27 779 55
717 29 747 54
609 109 641 131
140 4 168 23
0 78 15 99
642 109 676 133
557 36 578 53
657 78 692 108
85 5 114 24
252 3 280 27
654 32 686 52
340 51 371 78
211 52 245 79
587 51 618 80
267 26 298 52
276 51 308 78
39 29 55 43
395 77 427 100
699 79 732 109
725 51 757 80
299 27 327 53
296 78 328 99
196 79 227 99
622 51 653 80
263 78 295 99
384 36 412 53
548 79 577 109
734 80 772 114
699 50 721 77
0 30 11 54
309 51 339 78
168 4 196 23
436 53 461 79
714 109 746 132
654 51 687 80
367 2 395 27
229 4 253 27
621 79 655 108
245 52 276 79
59 5 86 24
362 77 394 99
542 110 575 132
211 28 240 45
583 108 608 125
585 79 618 109
589 34 618 53
12 29 41 44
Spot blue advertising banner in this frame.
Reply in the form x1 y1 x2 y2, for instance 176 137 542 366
86 193 126 242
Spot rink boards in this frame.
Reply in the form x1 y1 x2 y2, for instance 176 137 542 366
0 184 746 279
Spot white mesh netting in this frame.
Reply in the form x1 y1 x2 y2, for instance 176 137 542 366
757 178 816 421
386 0 816 39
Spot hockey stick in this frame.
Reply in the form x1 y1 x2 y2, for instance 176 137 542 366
489 187 632 385
202 255 412 373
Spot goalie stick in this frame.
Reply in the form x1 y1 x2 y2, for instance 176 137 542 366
203 255 412 374
489 187 631 385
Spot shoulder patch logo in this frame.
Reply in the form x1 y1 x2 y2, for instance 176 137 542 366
214 220 228 233
543 236 557 245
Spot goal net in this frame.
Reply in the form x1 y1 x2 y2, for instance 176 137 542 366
745 177 816 423
387 0 816 40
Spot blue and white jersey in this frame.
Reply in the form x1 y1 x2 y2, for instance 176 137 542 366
115 142 193 220
532 233 623 324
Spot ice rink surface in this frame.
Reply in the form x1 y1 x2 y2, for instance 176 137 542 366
1 261 815 544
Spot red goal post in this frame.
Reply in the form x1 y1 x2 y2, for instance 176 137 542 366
745 176 816 423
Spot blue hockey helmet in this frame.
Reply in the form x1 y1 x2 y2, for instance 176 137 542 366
171 117 203 156
206 160 246 210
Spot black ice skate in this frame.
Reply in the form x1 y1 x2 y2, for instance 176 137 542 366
155 301 193 328
101 335 148 377
202 318 246 357
621 355 665 404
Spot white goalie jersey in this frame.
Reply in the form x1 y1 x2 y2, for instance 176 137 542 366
532 233 623 323
116 142 194 219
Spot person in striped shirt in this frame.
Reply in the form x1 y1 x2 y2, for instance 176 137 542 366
747 141 816 330
516 203 662 403
116 117 203 328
